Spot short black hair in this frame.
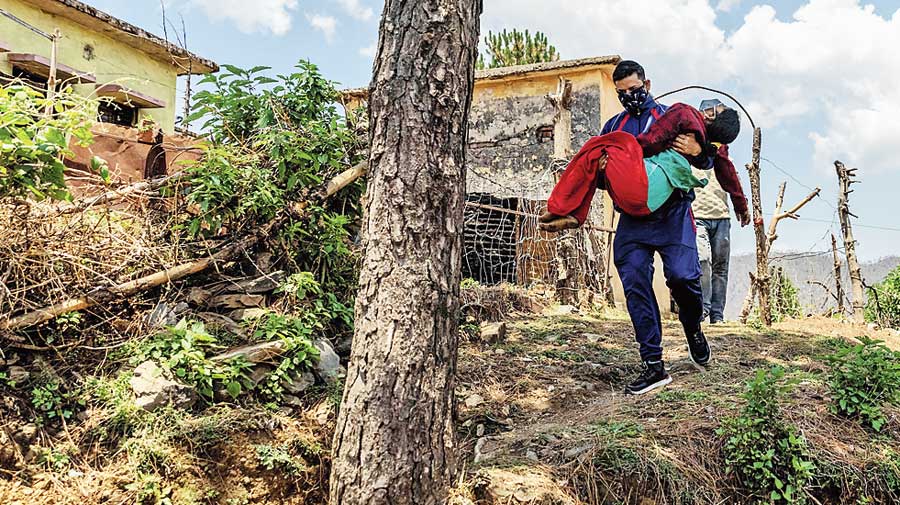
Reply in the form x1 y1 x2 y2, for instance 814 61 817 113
613 60 645 82
706 108 741 144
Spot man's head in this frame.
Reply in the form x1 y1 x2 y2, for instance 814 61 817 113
613 60 652 116
705 107 741 145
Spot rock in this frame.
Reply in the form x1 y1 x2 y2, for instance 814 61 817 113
582 333 603 343
7 366 29 384
542 305 578 317
313 339 344 384
283 370 316 395
211 341 286 363
563 443 593 460
197 312 245 336
130 361 196 412
476 424 485 437
473 468 576 505
249 365 273 386
465 394 485 409
13 424 38 446
208 294 266 309
143 302 189 328
526 450 539 462
229 308 269 321
868 322 881 331
219 272 285 294
480 322 507 344
282 394 304 407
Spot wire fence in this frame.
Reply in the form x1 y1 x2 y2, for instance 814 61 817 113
461 159 613 302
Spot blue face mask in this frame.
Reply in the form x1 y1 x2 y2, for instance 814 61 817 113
618 86 650 117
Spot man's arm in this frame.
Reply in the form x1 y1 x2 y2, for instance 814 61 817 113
713 145 750 226
672 134 714 169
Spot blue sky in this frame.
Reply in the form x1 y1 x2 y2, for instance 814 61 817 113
93 0 900 261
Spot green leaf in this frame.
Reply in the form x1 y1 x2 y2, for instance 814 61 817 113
226 381 242 399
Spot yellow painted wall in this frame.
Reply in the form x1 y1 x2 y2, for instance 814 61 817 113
0 0 179 132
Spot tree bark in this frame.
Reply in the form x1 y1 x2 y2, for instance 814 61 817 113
835 160 865 322
329 1 482 504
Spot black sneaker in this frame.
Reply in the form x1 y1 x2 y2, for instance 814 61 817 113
625 360 672 395
687 328 711 368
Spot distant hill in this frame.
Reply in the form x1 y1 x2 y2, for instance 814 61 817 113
724 252 900 320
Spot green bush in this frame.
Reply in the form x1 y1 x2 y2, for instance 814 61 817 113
771 266 803 323
0 84 100 201
865 265 900 329
718 367 814 504
825 337 900 430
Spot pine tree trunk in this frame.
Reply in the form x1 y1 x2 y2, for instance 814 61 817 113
329 1 482 504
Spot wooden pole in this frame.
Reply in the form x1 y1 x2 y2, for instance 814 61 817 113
836 160 865 322
546 77 578 304
745 127 772 325
45 28 60 114
831 233 845 316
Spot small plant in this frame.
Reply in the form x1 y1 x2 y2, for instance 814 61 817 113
825 337 900 430
252 313 321 401
770 266 803 322
866 265 900 329
31 380 80 424
718 367 814 504
37 444 75 471
592 419 644 439
0 84 99 201
254 443 307 475
135 320 254 400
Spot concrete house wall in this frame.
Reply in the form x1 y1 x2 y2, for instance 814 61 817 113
0 0 216 133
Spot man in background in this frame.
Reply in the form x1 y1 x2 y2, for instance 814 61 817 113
690 99 751 324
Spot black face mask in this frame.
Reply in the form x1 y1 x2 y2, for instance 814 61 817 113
618 86 650 117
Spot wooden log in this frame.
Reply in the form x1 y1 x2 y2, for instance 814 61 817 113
30 172 184 219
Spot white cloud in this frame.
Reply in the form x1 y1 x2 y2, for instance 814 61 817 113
335 0 374 21
359 42 377 58
715 0 741 12
191 0 298 35
306 13 338 42
481 0 900 174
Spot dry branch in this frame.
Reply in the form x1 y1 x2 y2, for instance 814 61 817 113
745 127 771 325
1 163 368 336
31 172 184 219
740 172 820 323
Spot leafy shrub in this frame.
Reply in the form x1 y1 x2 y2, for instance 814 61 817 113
178 61 363 301
718 367 814 504
866 265 900 329
135 319 254 400
770 266 802 323
0 84 99 201
825 337 900 430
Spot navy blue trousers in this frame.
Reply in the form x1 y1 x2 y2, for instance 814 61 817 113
614 197 704 362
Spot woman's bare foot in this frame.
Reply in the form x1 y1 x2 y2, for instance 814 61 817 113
539 215 579 232
539 211 560 223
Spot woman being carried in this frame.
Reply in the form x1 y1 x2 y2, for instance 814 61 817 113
540 103 741 231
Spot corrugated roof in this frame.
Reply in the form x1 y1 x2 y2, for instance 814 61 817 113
341 55 621 98
28 0 217 75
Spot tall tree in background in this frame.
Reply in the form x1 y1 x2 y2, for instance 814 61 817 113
329 0 482 503
477 28 560 69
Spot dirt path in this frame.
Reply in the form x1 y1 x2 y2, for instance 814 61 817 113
454 309 900 504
